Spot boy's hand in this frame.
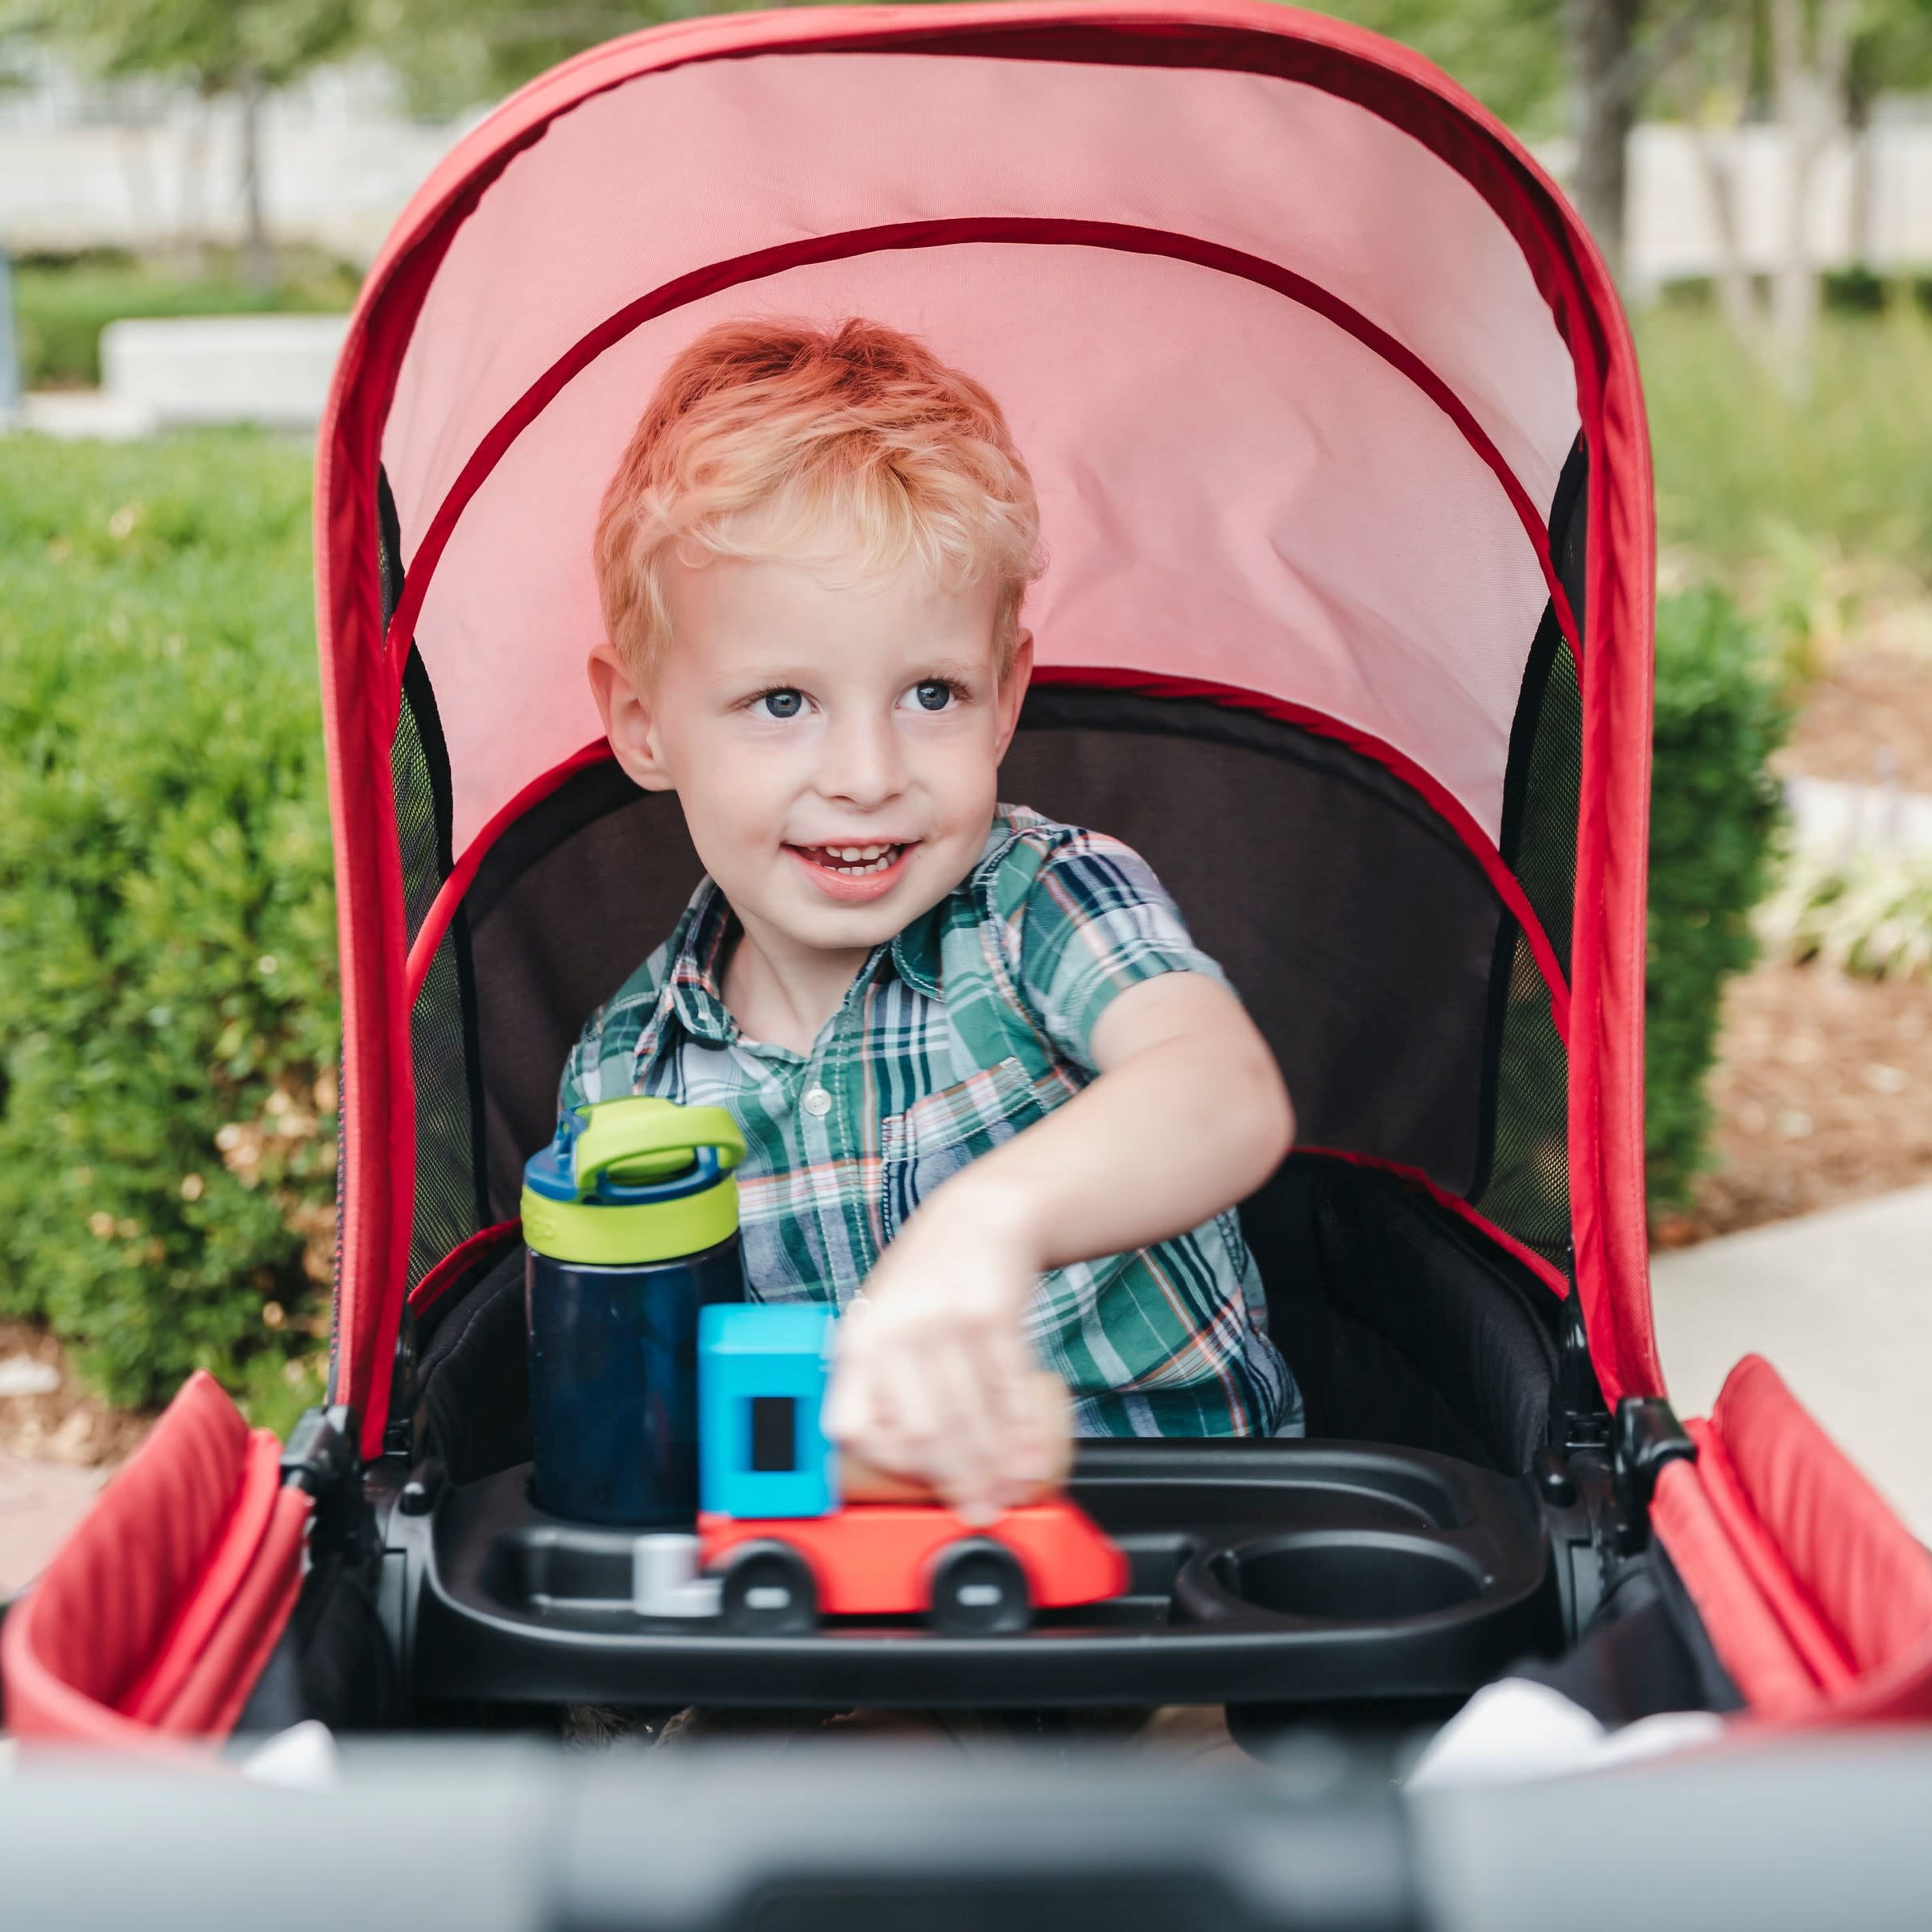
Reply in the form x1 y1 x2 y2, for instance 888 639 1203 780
825 974 1292 1525
823 1183 1054 1525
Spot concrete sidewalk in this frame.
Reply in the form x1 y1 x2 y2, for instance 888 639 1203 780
0 1453 105 1596
1651 1184 1932 1538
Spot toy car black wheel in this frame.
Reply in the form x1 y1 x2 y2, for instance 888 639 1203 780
718 1541 819 1635
926 1538 1032 1635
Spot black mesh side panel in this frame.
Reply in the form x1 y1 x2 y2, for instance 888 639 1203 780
407 923 488 1287
1498 436 1588 981
1472 932 1572 1262
393 642 489 1290
1505 637 1583 984
1471 439 1587 1266
391 662 444 944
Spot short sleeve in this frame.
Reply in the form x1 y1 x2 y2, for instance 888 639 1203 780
1014 830 1230 1069
553 946 669 1126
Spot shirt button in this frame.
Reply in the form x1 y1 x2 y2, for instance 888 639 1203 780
802 1085 832 1118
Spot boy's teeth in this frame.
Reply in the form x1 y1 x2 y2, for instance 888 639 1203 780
811 842 900 875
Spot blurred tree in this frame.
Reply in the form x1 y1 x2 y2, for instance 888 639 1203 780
363 0 768 117
1559 0 1702 281
1307 0 1567 130
1670 0 1931 396
6 0 363 287
1311 2 1701 282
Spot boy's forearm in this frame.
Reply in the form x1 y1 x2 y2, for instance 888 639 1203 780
923 986 1293 1278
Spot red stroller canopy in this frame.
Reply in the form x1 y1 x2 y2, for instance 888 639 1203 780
317 1 1657 1457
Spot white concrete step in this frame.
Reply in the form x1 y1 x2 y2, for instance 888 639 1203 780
13 388 159 440
99 312 349 429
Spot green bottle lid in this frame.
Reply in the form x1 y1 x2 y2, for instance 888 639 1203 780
521 1097 747 1266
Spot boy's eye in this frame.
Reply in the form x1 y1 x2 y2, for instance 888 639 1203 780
911 680 955 712
754 688 805 720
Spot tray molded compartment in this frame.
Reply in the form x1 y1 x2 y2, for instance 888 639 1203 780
1183 1532 1490 1624
397 1439 1557 1709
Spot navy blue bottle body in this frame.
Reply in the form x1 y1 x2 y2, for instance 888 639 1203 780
526 1235 745 1525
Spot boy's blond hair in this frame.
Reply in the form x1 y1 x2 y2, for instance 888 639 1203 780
595 316 1042 680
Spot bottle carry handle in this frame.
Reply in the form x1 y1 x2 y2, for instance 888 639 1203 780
572 1099 746 1203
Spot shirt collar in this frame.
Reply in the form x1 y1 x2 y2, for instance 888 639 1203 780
658 877 739 1047
649 873 937 1054
888 906 944 999
886 811 1020 997
652 811 1022 1047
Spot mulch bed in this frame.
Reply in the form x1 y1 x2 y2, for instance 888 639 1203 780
1661 634 1932 1245
1779 645 1932 792
0 1322 151 1468
1657 961 1932 1247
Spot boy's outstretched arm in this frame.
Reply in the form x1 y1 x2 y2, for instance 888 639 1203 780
824 972 1293 1521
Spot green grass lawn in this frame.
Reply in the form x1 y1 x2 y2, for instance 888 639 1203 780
1638 305 1932 592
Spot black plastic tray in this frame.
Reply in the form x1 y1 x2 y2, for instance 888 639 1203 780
393 1440 1558 1708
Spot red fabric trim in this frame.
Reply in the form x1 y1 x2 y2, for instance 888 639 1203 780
1709 1356 1932 1691
1684 1416 1855 1694
1650 1457 1820 1716
1297 1146 1569 1298
409 1219 525 1315
319 0 1659 1449
0 1370 304 1746
382 217 1575 675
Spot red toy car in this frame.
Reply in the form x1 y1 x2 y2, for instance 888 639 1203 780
699 1501 1130 1634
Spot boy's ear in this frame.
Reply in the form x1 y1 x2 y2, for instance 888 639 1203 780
588 643 675 792
993 628 1034 762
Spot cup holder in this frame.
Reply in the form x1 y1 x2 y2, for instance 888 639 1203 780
1180 1532 1488 1625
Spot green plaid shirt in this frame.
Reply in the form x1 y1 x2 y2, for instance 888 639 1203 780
558 806 1298 1439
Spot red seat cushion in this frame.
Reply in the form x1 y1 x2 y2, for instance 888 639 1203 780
1 1369 308 1748
1657 1355 1932 1724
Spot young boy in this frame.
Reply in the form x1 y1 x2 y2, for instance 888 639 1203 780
563 316 1301 1525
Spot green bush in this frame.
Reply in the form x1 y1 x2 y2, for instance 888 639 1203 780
14 250 361 388
0 432 337 1422
1645 588 1792 1212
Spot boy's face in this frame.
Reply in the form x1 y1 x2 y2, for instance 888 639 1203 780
589 543 1032 967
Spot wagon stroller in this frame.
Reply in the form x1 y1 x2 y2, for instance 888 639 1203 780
8 0 1932 1751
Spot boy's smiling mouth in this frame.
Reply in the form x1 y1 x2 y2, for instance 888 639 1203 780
785 840 919 904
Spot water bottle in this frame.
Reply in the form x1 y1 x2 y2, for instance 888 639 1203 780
522 1098 747 1525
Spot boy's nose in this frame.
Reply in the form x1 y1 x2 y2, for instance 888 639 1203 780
820 712 906 810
